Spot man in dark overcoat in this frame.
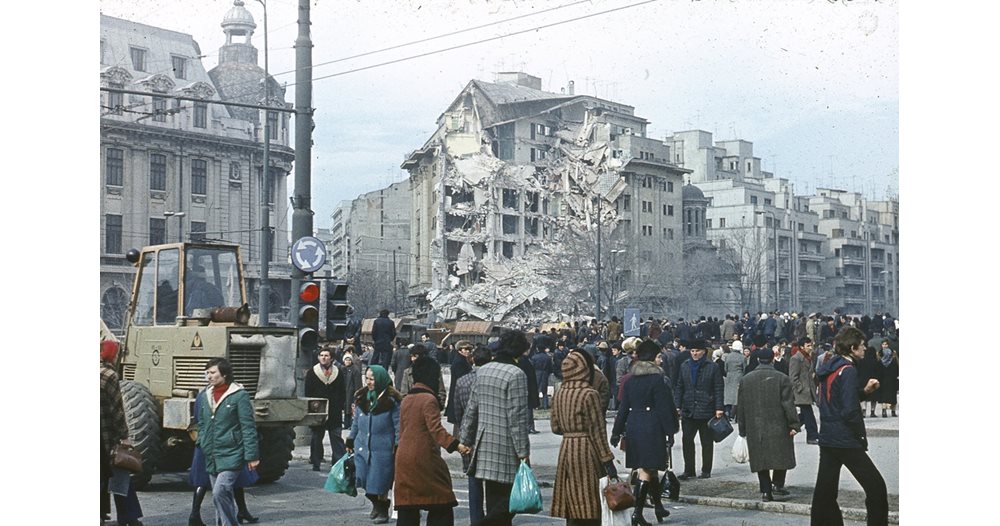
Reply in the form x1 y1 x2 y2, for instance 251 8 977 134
673 339 724 479
371 309 396 368
737 348 801 501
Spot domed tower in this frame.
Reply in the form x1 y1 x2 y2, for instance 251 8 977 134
682 183 710 243
208 0 285 122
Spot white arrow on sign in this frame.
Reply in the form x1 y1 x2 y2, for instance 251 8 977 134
294 239 323 269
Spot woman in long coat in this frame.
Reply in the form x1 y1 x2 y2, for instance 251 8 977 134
346 365 401 524
550 352 618 525
393 357 468 525
610 340 678 526
723 342 745 421
876 344 899 417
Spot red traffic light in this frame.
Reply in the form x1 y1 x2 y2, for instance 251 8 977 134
299 282 320 303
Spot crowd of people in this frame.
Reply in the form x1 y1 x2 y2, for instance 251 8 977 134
99 308 898 526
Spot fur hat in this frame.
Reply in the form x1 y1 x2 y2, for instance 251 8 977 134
731 340 743 352
411 355 441 391
622 336 641 352
712 348 724 361
636 340 660 361
687 339 709 351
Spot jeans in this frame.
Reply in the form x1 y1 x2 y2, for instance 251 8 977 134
311 423 345 467
811 447 888 526
798 404 819 441
210 470 241 526
536 373 550 409
397 506 454 526
468 476 485 524
681 417 715 475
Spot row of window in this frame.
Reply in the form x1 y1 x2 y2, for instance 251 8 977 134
638 176 674 192
105 88 208 128
104 214 206 253
639 225 675 239
119 46 188 79
105 148 277 202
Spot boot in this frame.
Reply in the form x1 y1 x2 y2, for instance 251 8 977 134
373 498 390 524
891 409 897 417
631 481 652 526
188 487 207 526
367 496 379 519
882 408 887 418
235 487 259 524
648 477 670 523
869 409 877 418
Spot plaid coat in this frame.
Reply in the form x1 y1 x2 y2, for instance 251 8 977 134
459 361 530 484
100 362 128 461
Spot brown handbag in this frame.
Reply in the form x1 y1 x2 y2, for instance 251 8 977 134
603 478 635 511
111 443 143 473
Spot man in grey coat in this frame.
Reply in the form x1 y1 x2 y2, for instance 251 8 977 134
723 341 746 421
737 348 801 502
460 330 531 526
789 337 819 444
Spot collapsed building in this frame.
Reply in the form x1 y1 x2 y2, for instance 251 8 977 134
401 72 690 326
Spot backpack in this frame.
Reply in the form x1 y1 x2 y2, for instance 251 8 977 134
819 364 852 405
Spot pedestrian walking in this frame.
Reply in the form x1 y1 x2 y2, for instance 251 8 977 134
393 356 471 526
100 340 144 526
454 346 492 524
810 327 889 526
346 365 401 524
391 343 413 391
723 341 745 422
372 309 397 369
610 340 677 525
570 348 610 413
518 348 541 434
196 358 260 526
530 345 554 410
876 341 898 417
673 339 724 479
737 348 801 502
458 330 532 526
445 340 475 435
399 344 448 407
550 351 620 526
789 337 820 444
342 354 363 429
306 347 347 472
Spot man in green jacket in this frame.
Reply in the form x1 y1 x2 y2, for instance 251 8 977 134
198 358 260 526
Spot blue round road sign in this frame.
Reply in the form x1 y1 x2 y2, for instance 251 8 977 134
291 236 327 273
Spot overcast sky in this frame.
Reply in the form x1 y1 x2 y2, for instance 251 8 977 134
99 0 899 231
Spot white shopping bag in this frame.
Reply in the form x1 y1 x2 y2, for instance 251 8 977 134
732 435 749 464
599 476 632 526
388 488 397 519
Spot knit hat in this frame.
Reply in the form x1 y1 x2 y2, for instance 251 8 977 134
100 340 119 362
731 341 743 352
561 351 589 382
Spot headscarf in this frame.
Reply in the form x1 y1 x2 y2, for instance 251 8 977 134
561 351 589 384
366 365 391 406
880 347 893 367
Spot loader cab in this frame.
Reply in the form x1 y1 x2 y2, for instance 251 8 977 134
128 243 247 327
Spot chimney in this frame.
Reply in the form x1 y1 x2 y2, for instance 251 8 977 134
568 80 575 95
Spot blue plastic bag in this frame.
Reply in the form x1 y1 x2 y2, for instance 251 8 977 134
324 452 357 496
508 460 543 514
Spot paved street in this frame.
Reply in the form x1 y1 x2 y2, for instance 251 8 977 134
128 410 894 525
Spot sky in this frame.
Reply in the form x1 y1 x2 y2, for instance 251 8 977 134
98 0 898 230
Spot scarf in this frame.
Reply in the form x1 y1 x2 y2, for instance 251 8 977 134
366 365 391 406
880 348 893 367
690 356 703 386
212 383 229 403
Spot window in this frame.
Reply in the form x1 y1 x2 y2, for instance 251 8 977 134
642 225 652 236
730 161 736 170
834 248 841 257
720 218 726 228
707 219 713 229
149 218 166 245
667 205 674 216
750 196 758 205
526 217 539 236
530 148 546 162
765 217 773 228
832 228 844 238
717 239 726 249
798 222 804 232
150 153 166 191
619 194 631 212
152 96 167 122
841 211 849 219
823 210 835 219
191 159 207 195
105 214 122 254
502 189 519 209
106 148 124 186
267 110 278 139
130 47 147 71
502 215 518 235
194 101 207 128
667 181 674 192
172 56 187 79
267 167 278 204
502 241 515 258
747 160 752 173
851 230 857 238
191 221 206 242
667 228 674 240
814 225 819 233
764 198 772 206
662 204 667 215
642 201 652 213
107 87 123 115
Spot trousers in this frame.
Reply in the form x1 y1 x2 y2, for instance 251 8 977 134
310 423 345 467
476 480 514 526
810 447 888 526
397 506 455 526
681 417 715 475
210 470 241 526
757 469 787 493
798 404 819 441
468 475 485 524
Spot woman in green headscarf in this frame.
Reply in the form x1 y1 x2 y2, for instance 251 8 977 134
346 365 402 524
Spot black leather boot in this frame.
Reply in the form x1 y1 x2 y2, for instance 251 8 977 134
631 481 652 526
188 487 207 526
649 478 670 523
235 487 259 524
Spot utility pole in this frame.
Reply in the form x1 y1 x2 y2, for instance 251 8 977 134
291 0 314 381
257 0 272 326
595 195 602 321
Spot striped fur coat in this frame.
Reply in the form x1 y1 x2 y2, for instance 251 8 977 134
549 353 615 519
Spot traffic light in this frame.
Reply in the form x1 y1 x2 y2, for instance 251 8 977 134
326 280 350 341
298 280 320 356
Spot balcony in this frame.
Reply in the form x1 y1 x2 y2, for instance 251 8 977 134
798 273 825 282
797 251 824 262
841 275 865 285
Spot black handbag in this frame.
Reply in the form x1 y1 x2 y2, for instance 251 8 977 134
708 416 734 443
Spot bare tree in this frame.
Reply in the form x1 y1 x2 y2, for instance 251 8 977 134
714 224 770 313
345 268 394 319
676 244 741 318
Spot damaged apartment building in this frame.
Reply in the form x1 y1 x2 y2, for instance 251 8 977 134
401 72 690 324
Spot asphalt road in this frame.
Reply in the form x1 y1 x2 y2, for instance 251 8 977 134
129 458 864 525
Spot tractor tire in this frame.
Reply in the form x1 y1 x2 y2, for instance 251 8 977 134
255 426 296 484
120 380 163 489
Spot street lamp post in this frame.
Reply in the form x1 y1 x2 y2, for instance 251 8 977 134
609 249 625 318
755 210 779 311
255 0 272 326
164 211 185 242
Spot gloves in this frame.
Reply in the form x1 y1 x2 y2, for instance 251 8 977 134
604 459 618 480
610 435 620 448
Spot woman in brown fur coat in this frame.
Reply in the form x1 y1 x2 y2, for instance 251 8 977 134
550 351 619 525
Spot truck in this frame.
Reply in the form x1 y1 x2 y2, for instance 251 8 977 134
112 241 328 488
